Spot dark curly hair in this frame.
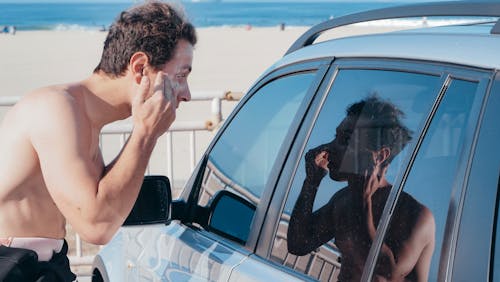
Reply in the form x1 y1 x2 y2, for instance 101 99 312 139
94 1 197 77
346 95 413 166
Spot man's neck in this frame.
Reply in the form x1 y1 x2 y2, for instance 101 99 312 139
347 175 391 196
80 73 133 129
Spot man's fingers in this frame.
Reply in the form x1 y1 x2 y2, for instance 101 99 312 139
163 74 178 109
314 151 328 168
135 75 150 104
154 71 165 90
163 76 173 101
142 72 178 112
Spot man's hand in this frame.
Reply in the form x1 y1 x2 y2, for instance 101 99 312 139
364 165 380 197
132 72 177 139
304 145 329 186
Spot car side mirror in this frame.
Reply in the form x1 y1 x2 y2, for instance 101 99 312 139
207 190 256 244
123 175 172 226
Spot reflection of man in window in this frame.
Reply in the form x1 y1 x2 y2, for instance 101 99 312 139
288 96 435 281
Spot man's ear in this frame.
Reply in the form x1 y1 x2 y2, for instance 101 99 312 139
376 147 391 166
129 52 149 84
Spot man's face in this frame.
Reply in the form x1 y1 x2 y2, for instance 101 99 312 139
326 116 375 181
161 39 194 106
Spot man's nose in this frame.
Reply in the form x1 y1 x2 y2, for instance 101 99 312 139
177 85 191 103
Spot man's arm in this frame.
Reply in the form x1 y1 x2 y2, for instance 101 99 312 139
288 147 338 255
30 74 174 244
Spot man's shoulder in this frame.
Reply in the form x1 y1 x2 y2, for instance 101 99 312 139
330 186 351 203
13 84 87 135
395 191 434 222
24 85 77 107
398 191 423 207
20 85 83 120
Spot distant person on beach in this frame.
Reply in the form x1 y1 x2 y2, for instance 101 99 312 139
0 1 196 281
8 25 16 35
288 96 435 281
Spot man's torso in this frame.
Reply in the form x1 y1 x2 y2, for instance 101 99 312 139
333 187 423 281
0 86 103 239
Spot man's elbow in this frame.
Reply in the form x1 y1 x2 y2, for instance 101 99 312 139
75 204 122 245
74 215 120 245
287 244 311 256
78 225 117 245
287 233 312 256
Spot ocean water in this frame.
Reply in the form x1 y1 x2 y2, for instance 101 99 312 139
0 2 489 31
0 2 408 31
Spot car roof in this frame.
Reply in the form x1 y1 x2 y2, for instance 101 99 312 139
274 23 500 71
268 1 500 73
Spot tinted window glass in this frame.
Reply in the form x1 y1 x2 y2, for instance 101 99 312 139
375 79 479 281
271 69 441 281
198 72 316 241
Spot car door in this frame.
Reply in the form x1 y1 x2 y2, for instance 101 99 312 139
229 59 494 282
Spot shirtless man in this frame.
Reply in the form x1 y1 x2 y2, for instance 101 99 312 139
0 2 196 280
288 96 436 281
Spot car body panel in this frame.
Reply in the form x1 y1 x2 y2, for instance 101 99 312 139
228 254 312 282
93 222 249 281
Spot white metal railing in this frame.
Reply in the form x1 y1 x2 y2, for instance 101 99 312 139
0 90 243 276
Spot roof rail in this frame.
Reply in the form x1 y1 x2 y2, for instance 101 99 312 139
285 1 500 56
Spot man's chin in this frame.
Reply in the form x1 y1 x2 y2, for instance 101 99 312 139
329 171 348 182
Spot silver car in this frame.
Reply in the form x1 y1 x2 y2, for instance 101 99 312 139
92 2 500 281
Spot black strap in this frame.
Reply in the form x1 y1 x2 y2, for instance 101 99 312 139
0 240 76 282
0 245 39 282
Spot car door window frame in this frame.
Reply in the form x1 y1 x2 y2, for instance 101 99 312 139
177 59 333 252
452 72 499 281
254 58 493 281
430 73 492 281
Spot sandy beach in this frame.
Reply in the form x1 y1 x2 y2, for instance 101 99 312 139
0 24 408 98
0 26 308 97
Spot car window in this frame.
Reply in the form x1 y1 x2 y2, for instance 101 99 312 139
270 68 442 281
374 79 481 281
197 72 317 241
